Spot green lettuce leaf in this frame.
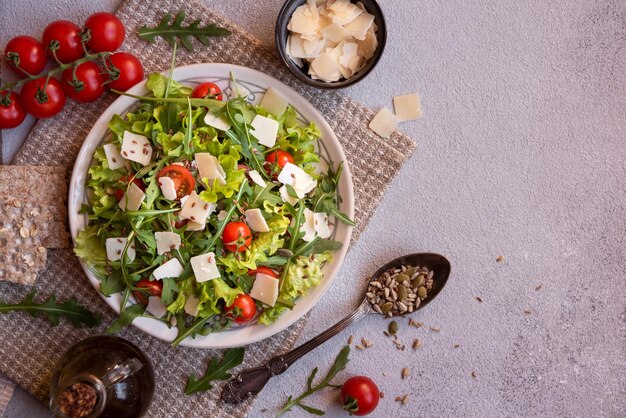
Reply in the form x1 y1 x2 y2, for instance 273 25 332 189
74 224 107 264
146 73 192 98
87 146 124 218
198 147 246 202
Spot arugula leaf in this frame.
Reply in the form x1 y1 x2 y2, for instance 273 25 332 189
161 277 180 306
293 238 343 257
278 346 350 416
184 347 245 395
106 303 145 334
94 268 125 297
0 291 101 328
138 11 231 51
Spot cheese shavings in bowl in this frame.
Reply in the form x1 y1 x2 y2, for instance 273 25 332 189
286 0 379 83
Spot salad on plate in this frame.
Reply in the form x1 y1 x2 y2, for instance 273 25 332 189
74 71 354 345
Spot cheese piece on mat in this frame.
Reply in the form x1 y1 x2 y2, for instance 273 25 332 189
393 93 422 121
260 88 288 116
119 182 145 211
155 231 181 255
152 258 184 280
121 131 153 166
250 272 279 306
103 143 126 170
250 115 279 147
105 237 136 262
190 252 220 282
369 107 399 138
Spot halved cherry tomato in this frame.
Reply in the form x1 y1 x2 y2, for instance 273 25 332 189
19 77 66 119
264 150 294 177
4 36 47 77
225 293 256 323
132 278 163 305
42 20 84 64
0 91 26 129
61 61 105 103
340 376 380 416
222 222 252 253
191 82 223 101
113 175 146 201
247 266 278 279
156 165 195 199
84 12 125 53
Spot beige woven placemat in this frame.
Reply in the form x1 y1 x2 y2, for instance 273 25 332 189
0 0 416 416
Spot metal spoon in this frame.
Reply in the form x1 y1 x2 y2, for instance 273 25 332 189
221 252 451 404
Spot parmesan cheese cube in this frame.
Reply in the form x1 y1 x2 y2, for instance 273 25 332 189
245 208 270 232
187 219 206 231
217 210 228 221
195 153 226 186
250 115 279 147
288 1 320 35
103 143 125 170
158 176 178 201
314 212 332 238
155 231 181 255
310 52 342 82
344 10 375 40
280 185 299 205
179 191 214 224
184 295 200 316
249 272 279 306
358 27 378 60
321 23 351 43
328 0 363 25
204 112 231 131
248 170 267 188
105 237 135 262
119 182 145 212
260 88 288 116
289 34 325 59
190 252 220 283
146 296 167 318
393 93 422 121
152 258 184 280
121 131 152 166
369 107 399 138
277 163 317 198
300 208 317 242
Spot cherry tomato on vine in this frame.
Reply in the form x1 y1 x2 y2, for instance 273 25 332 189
225 294 257 323
61 61 105 103
340 376 380 416
247 266 278 279
113 175 146 201
42 20 84 64
191 82 223 101
0 91 26 129
222 222 252 253
156 165 195 200
106 52 144 91
84 12 125 53
264 150 294 177
19 78 66 119
132 278 163 305
4 36 47 77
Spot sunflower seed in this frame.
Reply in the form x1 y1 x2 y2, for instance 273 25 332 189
412 339 422 349
496 255 505 262
348 335 354 344
401 367 410 379
471 371 478 378
401 394 409 405
372 304 382 314
355 345 364 350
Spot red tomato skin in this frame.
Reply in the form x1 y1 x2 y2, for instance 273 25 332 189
133 278 163 305
20 78 66 119
42 20 84 63
156 165 196 199
264 150 294 177
4 36 47 77
191 82 223 101
84 12 125 53
222 222 252 253
340 376 380 416
0 91 26 129
113 175 146 201
61 61 105 103
107 53 144 91
226 294 257 323
247 266 278 279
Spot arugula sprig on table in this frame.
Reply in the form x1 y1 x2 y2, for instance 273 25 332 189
185 347 245 395
278 345 351 416
0 291 101 328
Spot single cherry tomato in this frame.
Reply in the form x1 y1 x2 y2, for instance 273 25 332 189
113 175 146 201
340 376 380 416
4 36 47 77
84 12 125 53
19 78 66 119
0 91 26 129
156 165 195 199
222 222 252 253
42 20 84 63
247 266 278 279
264 150 294 177
191 82 223 101
106 52 144 91
132 278 163 305
61 61 105 103
225 293 257 323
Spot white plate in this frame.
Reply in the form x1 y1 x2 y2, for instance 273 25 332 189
68 63 354 348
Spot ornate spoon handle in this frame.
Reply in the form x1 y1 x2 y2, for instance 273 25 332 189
221 299 372 404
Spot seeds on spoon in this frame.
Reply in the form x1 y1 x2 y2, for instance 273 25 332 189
367 264 435 317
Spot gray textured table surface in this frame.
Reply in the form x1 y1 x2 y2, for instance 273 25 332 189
2 0 626 417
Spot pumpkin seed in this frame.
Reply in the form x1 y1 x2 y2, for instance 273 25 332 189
417 286 427 299
381 302 393 313
388 320 398 335
398 286 408 301
396 273 409 283
411 275 425 288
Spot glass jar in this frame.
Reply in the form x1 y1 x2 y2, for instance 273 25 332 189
48 336 155 418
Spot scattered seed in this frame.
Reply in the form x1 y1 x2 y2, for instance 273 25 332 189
355 345 364 350
388 321 398 335
496 255 505 262
523 310 532 315
471 371 478 378
383 331 390 337
348 335 354 345
362 338 373 348
475 296 483 303
429 326 441 333
19 226 29 238
412 339 422 349
383 372 388 376
401 367 410 379
401 394 409 405
408 319 422 328
535 284 543 291
395 396 403 402
453 343 460 349
379 392 385 399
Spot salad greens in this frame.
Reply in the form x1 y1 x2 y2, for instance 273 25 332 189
184 347 245 395
75 67 353 346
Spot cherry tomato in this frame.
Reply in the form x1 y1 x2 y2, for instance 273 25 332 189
264 150 294 177
237 163 250 172
247 266 278 279
4 36 47 77
20 77 66 119
156 165 195 199
132 278 163 305
113 175 146 201
0 91 26 129
191 82 223 101
225 294 256 323
84 12 125 53
42 20 84 64
340 376 380 416
61 61 105 103
107 52 144 91
222 222 252 253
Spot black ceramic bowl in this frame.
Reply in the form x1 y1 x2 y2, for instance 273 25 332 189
275 0 387 89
